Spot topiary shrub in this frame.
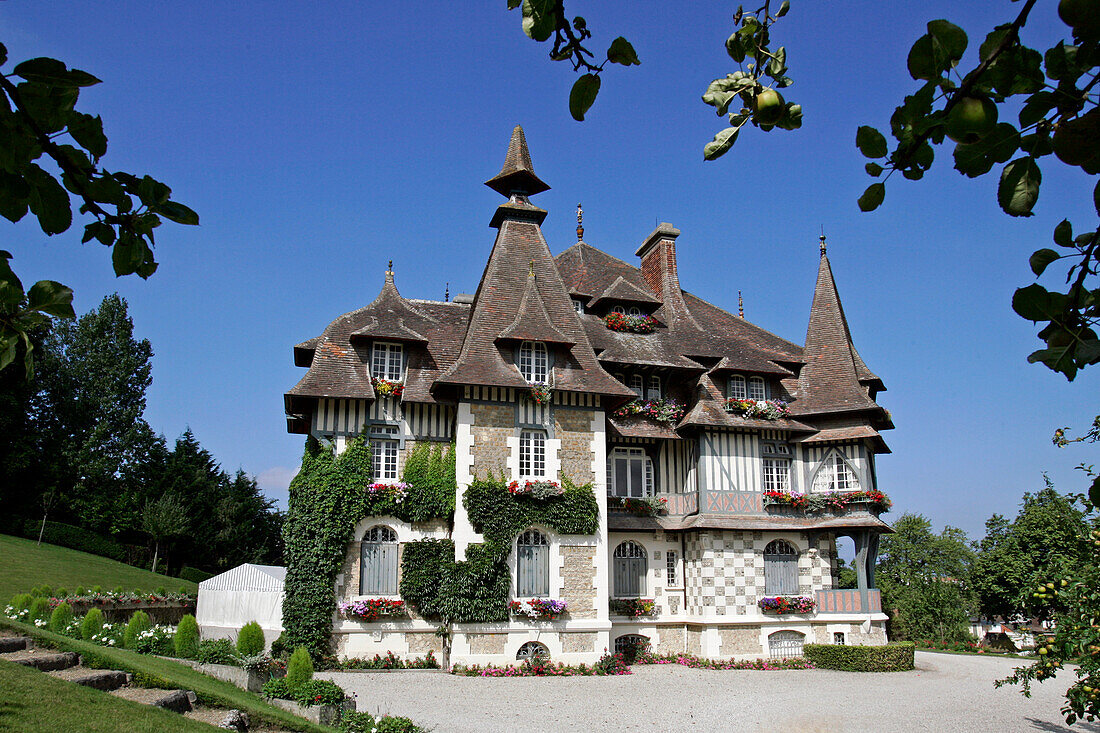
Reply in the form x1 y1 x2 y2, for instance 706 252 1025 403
196 638 238 665
112 586 123 595
803 642 915 672
48 602 75 634
9 593 33 612
55 587 68 598
28 597 51 623
236 620 265 657
174 614 200 658
285 646 314 691
80 608 105 640
92 585 103 594
38 585 53 598
154 586 166 596
74 586 86 597
123 610 151 649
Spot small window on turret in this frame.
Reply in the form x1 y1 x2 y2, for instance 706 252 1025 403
518 341 549 383
571 299 585 314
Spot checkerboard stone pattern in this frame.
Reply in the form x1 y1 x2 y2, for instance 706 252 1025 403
683 531 836 616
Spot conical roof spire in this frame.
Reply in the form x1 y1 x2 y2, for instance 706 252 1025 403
485 125 551 197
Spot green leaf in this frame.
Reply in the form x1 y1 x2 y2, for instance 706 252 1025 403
776 1 790 17
607 37 640 66
979 26 1010 62
998 157 1041 217
1043 43 1078 82
907 34 937 81
1029 249 1059 276
1053 219 1073 247
13 57 101 87
1018 92 1056 128
26 280 75 318
111 235 142 277
1012 283 1063 321
1094 179 1099 217
1027 346 1076 380
865 162 884 177
82 221 116 246
24 165 72 235
703 126 738 161
507 0 520 9
952 123 1020 178
0 334 16 373
725 33 746 63
0 171 30 223
1089 474 1100 510
0 43 7 67
569 74 600 122
927 19 967 63
67 112 107 159
521 0 556 42
858 183 885 212
855 126 887 158
156 201 199 226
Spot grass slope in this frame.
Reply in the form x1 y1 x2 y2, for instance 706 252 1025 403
0 533 196 601
0 619 335 732
0 658 216 732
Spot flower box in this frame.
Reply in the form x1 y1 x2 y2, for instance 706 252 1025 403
365 482 410 503
509 598 567 620
507 480 564 499
528 383 553 405
758 596 816 614
607 495 667 517
371 377 404 397
609 598 657 617
724 398 791 420
762 490 892 514
604 313 658 334
612 398 684 424
339 599 407 622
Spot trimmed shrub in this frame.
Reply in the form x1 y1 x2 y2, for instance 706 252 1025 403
75 586 86 596
174 614 200 658
154 586 167 596
112 586 123 595
131 671 175 689
48 602 74 634
236 620 265 657
269 632 288 660
179 566 214 583
38 585 53 598
92 585 103 594
285 646 314 691
123 610 151 649
803 642 915 672
22 520 127 562
196 638 238 665
80 608 105 640
291 679 345 706
55 587 69 598
28 597 51 622
9 593 33 612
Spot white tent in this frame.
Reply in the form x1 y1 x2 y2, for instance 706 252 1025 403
197 564 285 647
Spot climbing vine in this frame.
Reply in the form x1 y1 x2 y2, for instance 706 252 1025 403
363 441 457 522
399 478 599 624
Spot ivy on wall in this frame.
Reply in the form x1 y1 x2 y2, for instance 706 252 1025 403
364 441 457 522
399 478 600 624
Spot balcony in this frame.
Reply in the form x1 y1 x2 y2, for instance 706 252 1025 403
815 589 882 614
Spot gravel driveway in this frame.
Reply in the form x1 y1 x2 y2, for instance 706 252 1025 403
321 652 1099 733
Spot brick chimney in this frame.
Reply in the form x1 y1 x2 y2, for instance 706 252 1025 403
637 223 700 328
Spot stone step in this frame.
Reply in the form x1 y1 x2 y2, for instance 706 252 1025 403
48 667 130 691
9 651 79 672
111 687 194 713
0 636 32 653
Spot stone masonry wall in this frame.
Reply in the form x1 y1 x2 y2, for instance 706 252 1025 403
719 625 763 655
406 632 443 655
468 633 507 655
554 409 596 484
562 632 596 654
470 403 513 480
561 545 597 619
656 626 685 655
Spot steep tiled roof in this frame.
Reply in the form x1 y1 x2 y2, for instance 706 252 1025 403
588 275 662 308
484 125 550 197
496 272 574 346
556 242 655 300
348 270 436 344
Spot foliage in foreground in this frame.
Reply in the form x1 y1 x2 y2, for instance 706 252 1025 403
803 642 915 672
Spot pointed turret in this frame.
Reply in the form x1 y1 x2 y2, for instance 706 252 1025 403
791 239 883 416
348 265 437 344
485 125 550 197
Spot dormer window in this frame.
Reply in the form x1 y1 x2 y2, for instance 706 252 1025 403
728 375 747 399
518 341 549 383
629 374 644 398
647 376 662 400
571 299 585 314
749 376 766 400
728 374 768 400
612 304 645 317
371 342 403 381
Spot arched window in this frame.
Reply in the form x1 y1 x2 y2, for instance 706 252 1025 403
811 451 860 493
516 641 550 661
629 374 644 398
768 630 805 659
516 529 549 597
613 541 647 598
360 525 398 595
614 634 650 662
728 375 747 399
763 539 798 596
518 341 548 383
647 376 662 400
612 305 626 315
749 376 766 400
607 447 654 498
627 306 643 317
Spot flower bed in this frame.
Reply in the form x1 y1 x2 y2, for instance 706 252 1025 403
758 596 816 614
509 598 567 620
604 313 658 334
762 489 892 513
609 598 656 617
336 650 440 670
612 398 684 424
371 376 404 397
366 481 410 503
607 495 667 517
452 653 631 677
528 383 553 404
507 480 564 499
725 398 791 420
634 651 815 670
339 599 407 622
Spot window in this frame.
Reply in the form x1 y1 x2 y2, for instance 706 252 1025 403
749 376 766 400
833 632 846 645
629 374 644 398
370 426 399 481
811 451 860 493
516 529 549 597
360 525 398 595
728 375 747 399
666 550 679 586
607 447 654 498
516 641 549 661
761 441 791 492
613 541 647 598
571 299 584 314
614 634 650 659
647 376 662 400
518 341 549 383
763 539 799 596
626 306 643 317
612 305 626 315
768 630 805 659
519 430 546 478
371 342 403 381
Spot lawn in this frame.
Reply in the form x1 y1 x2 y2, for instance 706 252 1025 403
0 618 336 732
0 658 216 732
0 533 196 601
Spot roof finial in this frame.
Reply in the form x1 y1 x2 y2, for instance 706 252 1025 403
529 259 535 278
819 234 827 256
385 259 394 284
445 282 450 302
576 202 584 241
738 290 744 318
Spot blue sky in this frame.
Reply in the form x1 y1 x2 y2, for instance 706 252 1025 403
2 1 1096 541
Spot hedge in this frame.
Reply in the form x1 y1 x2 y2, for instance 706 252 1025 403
803 642 915 672
178 566 214 584
22 520 127 562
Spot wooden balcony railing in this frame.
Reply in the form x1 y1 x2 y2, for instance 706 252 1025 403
815 589 881 614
